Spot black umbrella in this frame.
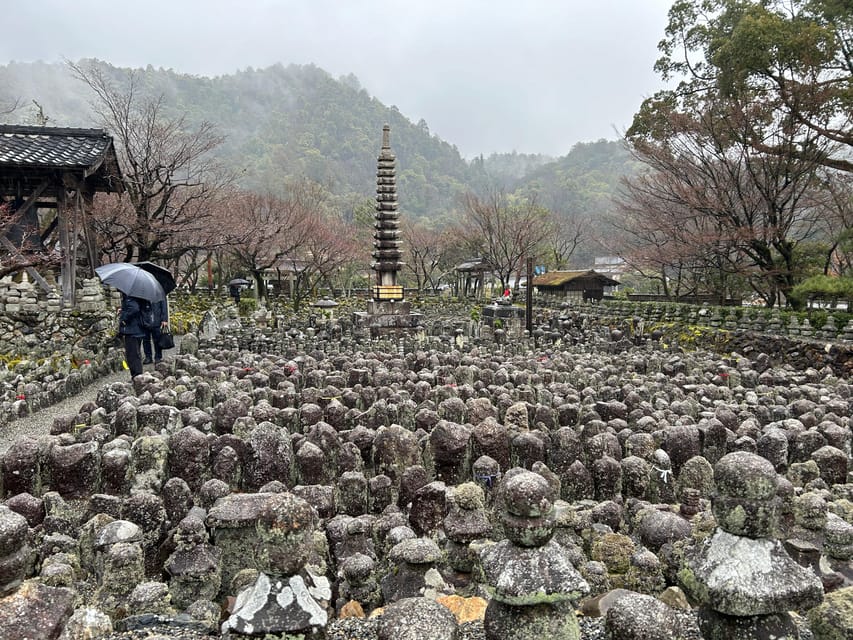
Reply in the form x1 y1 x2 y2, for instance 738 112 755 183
136 261 176 295
95 263 166 302
228 278 251 287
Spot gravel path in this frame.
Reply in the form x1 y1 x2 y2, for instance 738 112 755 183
0 365 135 456
0 334 184 456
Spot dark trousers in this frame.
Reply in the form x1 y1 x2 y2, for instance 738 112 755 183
142 328 163 361
124 335 143 377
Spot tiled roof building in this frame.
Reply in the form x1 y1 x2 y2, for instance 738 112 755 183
1 125 123 306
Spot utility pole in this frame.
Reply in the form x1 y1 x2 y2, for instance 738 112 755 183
207 254 214 294
526 256 533 334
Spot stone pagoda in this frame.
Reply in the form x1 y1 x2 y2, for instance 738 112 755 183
353 125 421 336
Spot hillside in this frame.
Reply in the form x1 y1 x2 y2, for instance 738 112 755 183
0 60 638 249
0 60 473 218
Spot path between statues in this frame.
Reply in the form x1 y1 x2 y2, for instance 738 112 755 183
1 363 144 456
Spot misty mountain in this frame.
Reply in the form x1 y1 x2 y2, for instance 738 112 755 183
0 60 635 230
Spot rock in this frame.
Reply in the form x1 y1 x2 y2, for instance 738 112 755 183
378 597 458 640
436 594 487 623
0 506 34 595
579 588 633 617
657 586 691 611
339 600 365 619
480 539 588 605
484 600 580 640
683 529 823 616
637 509 692 551
57 607 113 640
712 451 780 538
604 591 681 640
807 586 853 640
0 581 75 640
221 569 332 636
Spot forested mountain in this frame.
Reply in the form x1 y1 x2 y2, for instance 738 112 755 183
513 140 640 265
0 60 637 243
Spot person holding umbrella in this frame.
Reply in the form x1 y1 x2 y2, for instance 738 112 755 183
229 283 241 304
228 278 250 305
133 262 176 365
95 262 168 379
141 298 168 364
118 293 148 378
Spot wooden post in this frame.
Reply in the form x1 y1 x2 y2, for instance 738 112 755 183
58 190 75 308
81 191 98 276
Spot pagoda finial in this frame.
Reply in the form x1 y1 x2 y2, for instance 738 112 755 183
382 123 391 149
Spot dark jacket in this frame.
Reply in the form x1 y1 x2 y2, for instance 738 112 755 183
152 299 168 325
119 295 147 337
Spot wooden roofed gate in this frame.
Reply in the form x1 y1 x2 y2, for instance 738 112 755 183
0 125 123 307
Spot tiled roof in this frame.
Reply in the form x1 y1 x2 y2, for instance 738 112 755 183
532 270 620 287
0 125 115 173
456 257 490 271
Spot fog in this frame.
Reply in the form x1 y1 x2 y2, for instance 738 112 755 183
1 0 673 158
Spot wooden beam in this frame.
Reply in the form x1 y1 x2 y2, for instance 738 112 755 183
62 172 84 191
0 235 53 293
81 191 98 277
40 214 58 243
12 180 49 217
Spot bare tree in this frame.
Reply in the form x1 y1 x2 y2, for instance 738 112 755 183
458 191 553 290
0 97 20 116
807 171 853 276
70 61 230 262
287 214 362 312
401 219 456 292
545 210 585 269
611 172 745 300
0 203 60 279
225 181 322 300
620 97 836 306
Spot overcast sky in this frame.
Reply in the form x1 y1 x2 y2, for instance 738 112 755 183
2 0 673 158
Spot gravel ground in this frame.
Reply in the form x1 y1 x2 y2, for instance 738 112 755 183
0 364 137 456
0 335 183 456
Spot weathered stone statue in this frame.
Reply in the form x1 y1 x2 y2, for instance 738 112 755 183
480 469 589 640
680 451 823 639
218 492 331 637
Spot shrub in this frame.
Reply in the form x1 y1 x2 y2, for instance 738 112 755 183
790 275 853 309
238 298 258 316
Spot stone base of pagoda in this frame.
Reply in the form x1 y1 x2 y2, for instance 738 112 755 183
353 300 422 337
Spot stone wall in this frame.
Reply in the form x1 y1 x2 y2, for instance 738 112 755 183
0 274 119 354
0 274 123 427
529 296 853 375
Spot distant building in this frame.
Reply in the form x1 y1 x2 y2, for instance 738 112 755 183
591 256 627 280
531 269 620 301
